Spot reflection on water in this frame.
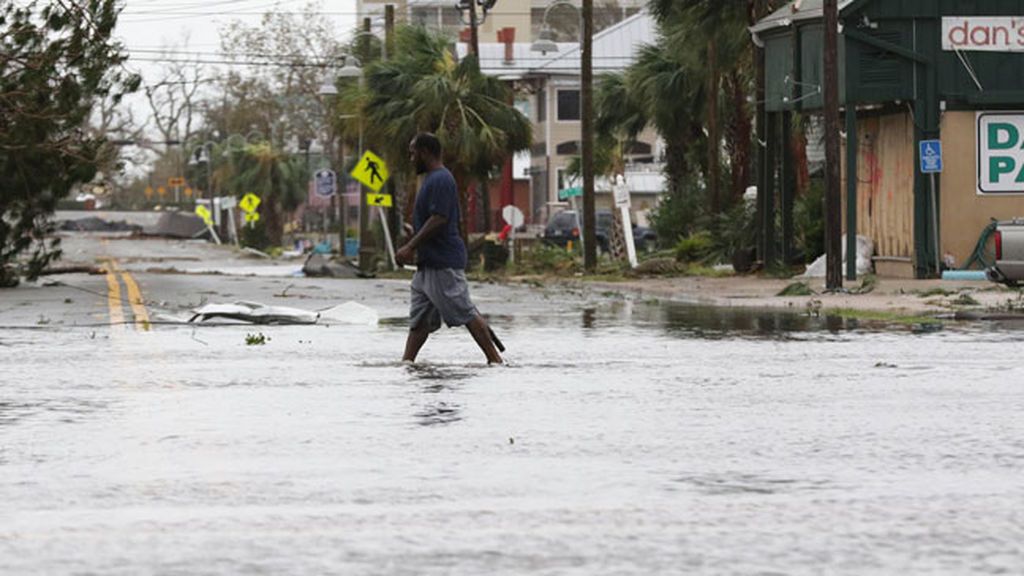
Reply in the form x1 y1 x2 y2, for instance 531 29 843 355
406 364 468 427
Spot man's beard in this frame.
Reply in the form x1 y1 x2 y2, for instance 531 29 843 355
414 159 428 174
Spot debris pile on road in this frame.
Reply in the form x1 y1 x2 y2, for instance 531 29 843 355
302 253 361 279
144 212 208 239
58 217 142 234
188 300 378 325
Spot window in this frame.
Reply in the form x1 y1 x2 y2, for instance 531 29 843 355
537 91 547 122
556 141 580 155
556 89 580 122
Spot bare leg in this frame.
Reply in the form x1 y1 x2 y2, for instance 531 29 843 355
466 315 503 364
403 326 430 362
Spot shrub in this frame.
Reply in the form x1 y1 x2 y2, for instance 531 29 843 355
674 231 715 263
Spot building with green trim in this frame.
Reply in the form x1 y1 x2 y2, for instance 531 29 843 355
753 0 1024 278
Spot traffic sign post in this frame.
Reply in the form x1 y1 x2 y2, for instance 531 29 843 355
351 151 395 270
351 151 390 192
613 177 637 268
239 193 261 229
920 140 943 275
314 169 337 198
194 203 221 245
366 194 393 207
502 205 525 265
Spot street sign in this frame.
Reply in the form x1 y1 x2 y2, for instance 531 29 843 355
168 177 186 187
244 211 261 224
351 150 389 192
184 187 193 198
157 186 167 197
613 177 631 208
314 169 337 198
239 193 261 213
558 186 582 201
366 193 393 207
195 205 213 226
144 186 154 199
919 140 943 173
502 205 524 228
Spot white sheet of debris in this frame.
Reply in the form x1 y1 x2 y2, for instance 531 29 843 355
188 301 378 325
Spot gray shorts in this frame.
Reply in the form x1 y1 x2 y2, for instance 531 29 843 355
410 268 479 332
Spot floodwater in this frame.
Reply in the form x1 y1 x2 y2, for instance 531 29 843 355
3 297 1024 575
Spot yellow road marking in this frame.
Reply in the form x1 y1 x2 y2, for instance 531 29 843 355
105 263 125 329
120 272 151 331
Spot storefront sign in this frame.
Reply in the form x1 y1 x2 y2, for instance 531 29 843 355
977 112 1024 195
943 17 1024 52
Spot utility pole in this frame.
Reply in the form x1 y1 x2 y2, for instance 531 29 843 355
823 0 842 290
358 16 375 273
581 0 596 272
467 0 480 56
384 4 401 264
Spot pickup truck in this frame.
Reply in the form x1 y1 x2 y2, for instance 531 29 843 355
986 219 1024 287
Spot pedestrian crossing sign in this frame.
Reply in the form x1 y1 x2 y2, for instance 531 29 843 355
367 193 393 207
244 211 261 224
351 150 389 192
195 205 213 226
239 192 261 213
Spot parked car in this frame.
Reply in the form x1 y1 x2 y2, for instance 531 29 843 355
986 219 1024 286
542 210 581 248
595 210 658 253
543 209 657 253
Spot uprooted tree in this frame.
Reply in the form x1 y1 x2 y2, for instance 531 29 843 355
0 0 138 286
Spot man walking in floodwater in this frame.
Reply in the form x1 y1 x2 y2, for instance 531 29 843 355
396 133 503 364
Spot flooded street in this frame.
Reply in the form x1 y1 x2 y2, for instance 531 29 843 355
2 239 1024 574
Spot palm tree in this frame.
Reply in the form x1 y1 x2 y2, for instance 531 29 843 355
334 26 531 237
223 141 306 247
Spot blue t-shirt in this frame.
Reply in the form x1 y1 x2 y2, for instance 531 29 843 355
413 167 467 270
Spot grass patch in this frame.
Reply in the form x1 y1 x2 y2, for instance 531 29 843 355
685 265 733 278
824 308 942 325
917 287 955 298
777 281 815 297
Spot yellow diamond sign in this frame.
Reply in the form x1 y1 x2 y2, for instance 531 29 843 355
351 150 389 192
239 193 261 213
195 205 213 226
366 193 393 207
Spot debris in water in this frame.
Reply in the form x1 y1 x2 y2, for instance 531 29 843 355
245 332 270 346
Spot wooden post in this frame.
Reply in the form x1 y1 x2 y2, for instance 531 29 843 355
823 0 843 290
582 0 597 272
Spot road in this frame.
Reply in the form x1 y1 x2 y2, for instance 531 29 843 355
2 231 1024 575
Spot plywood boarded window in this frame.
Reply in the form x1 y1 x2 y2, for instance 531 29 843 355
842 112 915 259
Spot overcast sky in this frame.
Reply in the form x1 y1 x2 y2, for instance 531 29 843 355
115 0 359 67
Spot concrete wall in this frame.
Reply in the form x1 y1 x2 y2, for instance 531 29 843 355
940 111 1024 266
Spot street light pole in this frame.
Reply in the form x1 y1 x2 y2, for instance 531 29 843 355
581 0 596 272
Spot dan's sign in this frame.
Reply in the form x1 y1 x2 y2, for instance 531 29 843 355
977 112 1024 195
943 17 1024 51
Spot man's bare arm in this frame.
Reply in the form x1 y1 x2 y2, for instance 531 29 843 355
402 214 448 251
396 214 448 265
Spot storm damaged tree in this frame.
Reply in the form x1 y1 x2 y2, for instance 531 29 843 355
0 0 139 286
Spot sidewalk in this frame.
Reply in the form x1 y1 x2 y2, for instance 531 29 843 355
572 274 1024 317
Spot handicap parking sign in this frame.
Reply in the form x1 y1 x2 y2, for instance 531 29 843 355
920 140 943 173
